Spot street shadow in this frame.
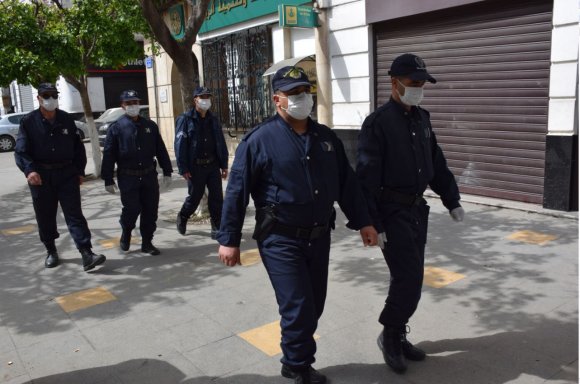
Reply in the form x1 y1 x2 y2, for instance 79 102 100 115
16 315 578 383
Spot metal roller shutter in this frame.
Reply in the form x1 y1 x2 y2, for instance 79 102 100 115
374 0 552 204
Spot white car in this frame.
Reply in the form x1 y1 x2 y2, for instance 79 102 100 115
0 112 27 152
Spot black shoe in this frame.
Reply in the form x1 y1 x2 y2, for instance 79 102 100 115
119 229 131 251
378 328 407 374
176 214 187 235
45 251 59 268
281 365 326 384
80 248 106 271
401 329 426 361
141 242 160 255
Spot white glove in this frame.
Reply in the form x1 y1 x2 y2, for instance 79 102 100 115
105 183 117 194
377 232 387 250
161 175 172 189
450 207 465 222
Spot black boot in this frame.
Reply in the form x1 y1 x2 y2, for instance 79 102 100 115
378 327 407 373
119 229 131 251
401 326 426 361
80 248 106 271
44 242 59 268
176 213 187 235
281 365 326 384
141 241 160 255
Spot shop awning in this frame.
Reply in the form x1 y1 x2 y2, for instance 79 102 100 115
263 55 315 76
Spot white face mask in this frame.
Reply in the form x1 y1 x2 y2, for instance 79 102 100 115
397 79 424 106
280 92 314 120
41 98 58 112
197 99 211 111
125 105 140 117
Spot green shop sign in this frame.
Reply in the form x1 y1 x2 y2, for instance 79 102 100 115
200 0 311 34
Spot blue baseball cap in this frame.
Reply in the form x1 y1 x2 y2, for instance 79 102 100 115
120 90 141 102
388 53 436 84
38 83 59 94
272 66 311 92
193 86 212 97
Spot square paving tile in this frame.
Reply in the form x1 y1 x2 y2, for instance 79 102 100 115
424 266 466 288
506 230 557 245
55 287 117 313
238 321 320 357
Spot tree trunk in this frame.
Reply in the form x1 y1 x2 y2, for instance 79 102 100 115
66 75 102 177
174 52 196 113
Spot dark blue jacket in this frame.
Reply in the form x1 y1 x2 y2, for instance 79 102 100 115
15 109 86 177
101 114 172 184
217 114 372 247
357 98 460 232
174 109 229 174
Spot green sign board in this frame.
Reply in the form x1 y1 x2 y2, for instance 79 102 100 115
278 5 318 28
200 0 310 34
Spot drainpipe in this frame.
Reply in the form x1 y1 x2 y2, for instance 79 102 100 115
314 0 332 128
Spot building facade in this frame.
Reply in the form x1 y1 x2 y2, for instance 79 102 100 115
147 0 578 211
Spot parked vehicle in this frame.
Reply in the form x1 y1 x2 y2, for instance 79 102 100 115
0 112 27 152
97 106 149 146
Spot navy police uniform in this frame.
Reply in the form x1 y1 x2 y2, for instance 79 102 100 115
174 89 228 234
358 98 460 326
15 108 92 251
101 113 173 244
217 113 371 369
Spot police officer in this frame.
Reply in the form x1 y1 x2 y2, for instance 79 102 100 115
174 86 228 238
218 66 378 384
101 90 173 255
14 82 106 271
357 53 465 373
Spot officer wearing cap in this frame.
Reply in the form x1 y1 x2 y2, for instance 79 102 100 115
357 53 465 373
174 86 228 238
14 82 106 271
101 90 173 255
218 66 378 384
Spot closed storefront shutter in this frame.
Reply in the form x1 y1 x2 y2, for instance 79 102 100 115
374 0 552 204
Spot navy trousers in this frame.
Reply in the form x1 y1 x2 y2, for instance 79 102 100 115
117 172 159 242
29 167 91 250
258 231 331 368
379 202 430 327
179 163 223 228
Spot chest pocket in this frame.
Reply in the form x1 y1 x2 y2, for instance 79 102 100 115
272 152 310 204
312 139 340 202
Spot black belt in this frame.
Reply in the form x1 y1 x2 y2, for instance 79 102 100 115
37 161 72 170
270 222 329 240
195 157 216 165
119 165 155 176
379 188 426 206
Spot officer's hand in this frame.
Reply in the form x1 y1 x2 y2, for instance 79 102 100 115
161 175 172 189
27 172 42 186
377 232 387 250
218 245 241 267
450 207 465 222
105 183 117 194
221 169 228 180
79 175 84 185
359 225 378 247
182 172 192 181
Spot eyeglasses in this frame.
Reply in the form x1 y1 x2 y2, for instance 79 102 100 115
40 94 58 100
283 67 306 79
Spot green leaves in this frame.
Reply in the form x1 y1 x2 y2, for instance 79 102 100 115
0 0 150 88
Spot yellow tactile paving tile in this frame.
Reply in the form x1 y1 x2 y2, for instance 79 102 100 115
238 321 320 356
240 249 261 266
55 286 117 313
423 266 466 288
1 225 36 236
506 230 557 245
99 237 141 249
